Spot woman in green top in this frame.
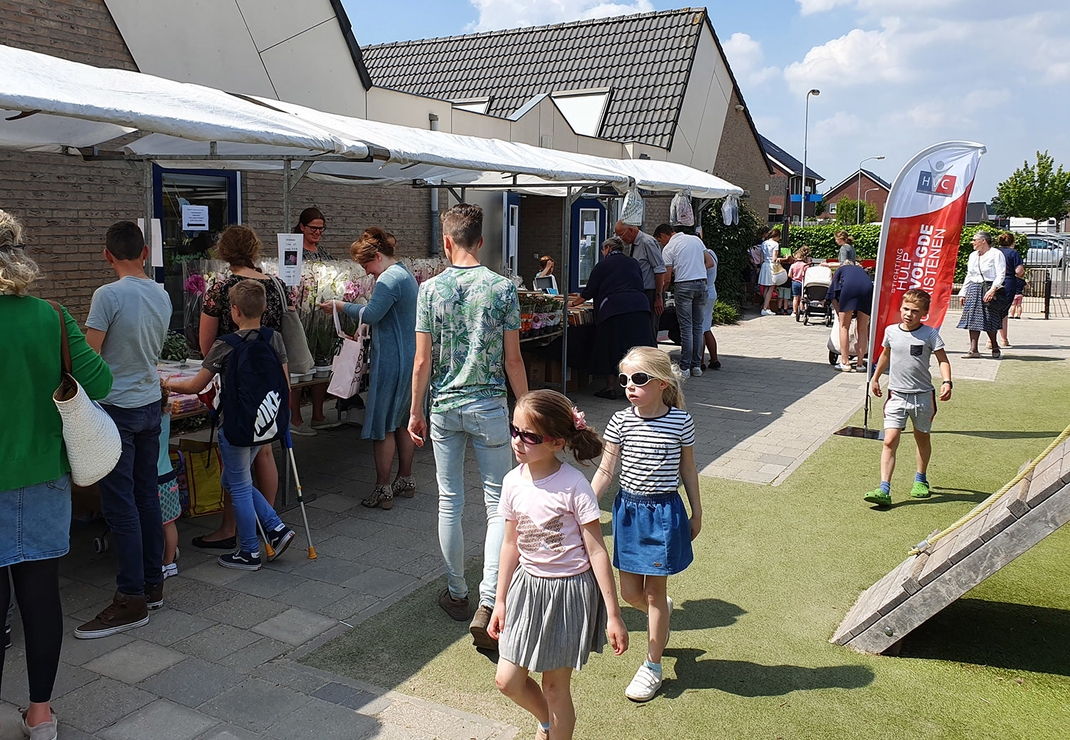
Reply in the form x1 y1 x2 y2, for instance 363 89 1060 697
0 209 112 738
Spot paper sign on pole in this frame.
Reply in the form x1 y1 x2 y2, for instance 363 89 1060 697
181 204 209 231
277 233 303 286
868 141 986 366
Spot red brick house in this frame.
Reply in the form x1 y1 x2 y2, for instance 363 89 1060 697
821 168 891 223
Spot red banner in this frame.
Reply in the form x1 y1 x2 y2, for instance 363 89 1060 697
868 143 986 364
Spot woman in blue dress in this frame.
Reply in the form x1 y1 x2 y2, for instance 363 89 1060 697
321 228 418 509
826 263 873 372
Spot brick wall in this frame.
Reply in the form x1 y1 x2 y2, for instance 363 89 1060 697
714 90 771 220
0 0 138 69
823 173 889 221
517 195 563 286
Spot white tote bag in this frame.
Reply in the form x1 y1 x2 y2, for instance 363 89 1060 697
49 302 122 486
327 303 369 400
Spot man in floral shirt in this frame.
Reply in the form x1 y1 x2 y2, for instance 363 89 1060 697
409 203 528 649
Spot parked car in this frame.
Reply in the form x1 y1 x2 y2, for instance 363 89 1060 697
1024 235 1065 267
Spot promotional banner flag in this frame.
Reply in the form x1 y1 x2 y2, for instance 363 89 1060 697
868 141 986 365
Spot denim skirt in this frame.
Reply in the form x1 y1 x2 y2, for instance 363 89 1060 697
0 474 72 567
612 488 694 576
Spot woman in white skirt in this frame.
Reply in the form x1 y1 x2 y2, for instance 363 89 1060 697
757 228 783 315
489 391 628 740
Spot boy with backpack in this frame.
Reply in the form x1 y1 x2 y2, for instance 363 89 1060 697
164 280 295 570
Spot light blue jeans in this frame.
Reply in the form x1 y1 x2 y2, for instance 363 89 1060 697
674 279 708 372
430 396 512 608
218 429 284 554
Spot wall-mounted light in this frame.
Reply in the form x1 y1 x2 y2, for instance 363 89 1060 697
735 104 745 112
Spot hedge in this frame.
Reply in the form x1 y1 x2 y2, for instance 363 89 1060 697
700 198 766 308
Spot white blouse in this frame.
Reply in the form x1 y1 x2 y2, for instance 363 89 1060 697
959 248 1006 294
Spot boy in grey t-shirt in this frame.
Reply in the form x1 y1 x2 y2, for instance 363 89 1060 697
76 222 172 639
863 289 952 507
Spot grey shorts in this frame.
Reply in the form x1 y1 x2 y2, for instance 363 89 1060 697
883 390 937 433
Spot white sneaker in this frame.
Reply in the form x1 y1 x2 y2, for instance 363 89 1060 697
625 663 663 702
162 563 178 579
760 309 774 316
690 367 702 377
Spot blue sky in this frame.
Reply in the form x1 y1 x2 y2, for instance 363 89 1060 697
344 0 1070 201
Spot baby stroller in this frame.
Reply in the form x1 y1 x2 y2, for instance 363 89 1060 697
797 264 833 326
827 311 865 367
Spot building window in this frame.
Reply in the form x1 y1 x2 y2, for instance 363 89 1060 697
550 88 611 138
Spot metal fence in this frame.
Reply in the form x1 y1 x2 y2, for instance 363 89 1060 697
1023 264 1070 319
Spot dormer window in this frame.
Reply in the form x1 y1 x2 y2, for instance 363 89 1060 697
550 88 611 138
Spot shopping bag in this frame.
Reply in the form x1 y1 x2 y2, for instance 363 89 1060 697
178 439 225 517
169 448 191 517
327 303 369 400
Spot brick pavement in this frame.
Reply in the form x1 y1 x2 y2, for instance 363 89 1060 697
2 311 1066 739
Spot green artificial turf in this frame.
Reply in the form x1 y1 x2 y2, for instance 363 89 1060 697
302 356 1070 739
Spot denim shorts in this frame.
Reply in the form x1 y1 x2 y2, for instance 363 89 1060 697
0 474 72 567
791 280 803 297
611 489 693 576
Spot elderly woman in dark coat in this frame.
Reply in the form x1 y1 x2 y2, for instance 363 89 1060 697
569 236 654 399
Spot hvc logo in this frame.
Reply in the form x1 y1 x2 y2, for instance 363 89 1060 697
917 161 957 197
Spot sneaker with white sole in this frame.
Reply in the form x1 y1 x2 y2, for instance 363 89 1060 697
218 550 262 571
162 563 178 579
289 423 317 437
690 367 702 377
760 309 775 316
266 526 296 561
625 663 663 702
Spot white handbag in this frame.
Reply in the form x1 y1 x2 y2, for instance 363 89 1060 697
49 302 122 486
327 303 369 400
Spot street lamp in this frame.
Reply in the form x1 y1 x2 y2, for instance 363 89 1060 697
802 89 820 224
863 187 880 223
857 154 885 224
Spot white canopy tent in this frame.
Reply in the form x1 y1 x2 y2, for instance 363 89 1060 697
0 41 743 389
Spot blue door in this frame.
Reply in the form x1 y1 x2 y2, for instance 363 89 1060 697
569 197 606 293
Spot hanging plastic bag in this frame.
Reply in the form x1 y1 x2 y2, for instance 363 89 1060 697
721 194 739 226
621 185 645 226
670 190 695 226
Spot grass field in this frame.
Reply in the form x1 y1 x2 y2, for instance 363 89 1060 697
303 355 1070 739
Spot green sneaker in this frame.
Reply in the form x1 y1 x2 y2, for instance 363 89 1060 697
910 481 931 498
863 489 892 507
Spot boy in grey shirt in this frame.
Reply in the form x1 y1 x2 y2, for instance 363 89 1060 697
76 221 172 639
863 289 952 507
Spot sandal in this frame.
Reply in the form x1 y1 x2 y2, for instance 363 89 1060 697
361 485 394 510
391 475 416 498
964 351 980 359
991 348 1002 359
192 535 236 550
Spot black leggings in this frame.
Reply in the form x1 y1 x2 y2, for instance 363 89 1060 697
0 558 64 703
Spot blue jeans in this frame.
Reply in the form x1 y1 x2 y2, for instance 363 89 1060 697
674 279 708 372
430 396 512 608
98 403 164 596
218 429 284 554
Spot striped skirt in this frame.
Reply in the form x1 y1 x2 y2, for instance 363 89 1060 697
957 281 1006 333
498 566 607 673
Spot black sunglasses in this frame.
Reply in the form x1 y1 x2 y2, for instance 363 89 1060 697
509 424 546 446
619 372 653 388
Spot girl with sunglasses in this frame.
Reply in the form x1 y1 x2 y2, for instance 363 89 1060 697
488 390 628 740
592 346 702 702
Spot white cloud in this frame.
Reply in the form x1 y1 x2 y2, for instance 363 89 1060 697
783 23 909 92
797 0 962 16
722 33 779 86
467 0 654 32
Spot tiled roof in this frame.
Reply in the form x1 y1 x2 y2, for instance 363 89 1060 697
362 8 707 149
760 134 823 182
823 167 892 197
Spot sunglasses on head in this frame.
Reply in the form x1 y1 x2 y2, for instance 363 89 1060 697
619 372 654 387
509 424 546 445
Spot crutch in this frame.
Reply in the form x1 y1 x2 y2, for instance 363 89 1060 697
255 517 277 560
285 429 317 559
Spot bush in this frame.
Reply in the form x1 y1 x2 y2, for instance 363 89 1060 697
160 331 191 362
789 223 1027 282
700 198 766 309
711 299 740 326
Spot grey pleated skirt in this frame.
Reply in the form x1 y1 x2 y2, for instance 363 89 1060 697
498 566 607 672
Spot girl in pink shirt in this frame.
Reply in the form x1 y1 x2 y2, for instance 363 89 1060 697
488 390 627 740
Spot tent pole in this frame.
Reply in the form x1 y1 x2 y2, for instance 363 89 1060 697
144 161 157 282
559 187 575 395
282 158 291 234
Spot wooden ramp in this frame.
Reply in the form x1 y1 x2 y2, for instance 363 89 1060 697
832 437 1070 654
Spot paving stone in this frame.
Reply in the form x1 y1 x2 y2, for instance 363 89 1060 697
165 581 237 615
99 699 218 740
54 676 156 734
83 640 187 684
0 649 97 706
252 607 339 646
272 579 349 611
262 697 379 740
198 678 310 734
192 723 263 740
260 662 331 695
311 681 379 712
341 567 417 598
316 592 379 622
308 535 377 562
227 569 307 599
171 623 261 662
59 582 116 615
199 593 289 629
128 608 216 647
215 637 291 673
288 555 363 585
59 619 136 667
180 561 247 587
306 493 361 512
137 658 244 709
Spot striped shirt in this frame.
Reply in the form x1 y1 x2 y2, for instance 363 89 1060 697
604 406 695 495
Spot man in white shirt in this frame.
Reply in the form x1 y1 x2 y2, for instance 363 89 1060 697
615 221 667 341
658 223 709 377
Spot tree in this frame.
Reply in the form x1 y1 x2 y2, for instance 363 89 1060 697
995 150 1070 233
835 197 878 225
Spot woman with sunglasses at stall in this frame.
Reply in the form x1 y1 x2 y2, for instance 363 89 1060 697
591 346 702 703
